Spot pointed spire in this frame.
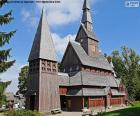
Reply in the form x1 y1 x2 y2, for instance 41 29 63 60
83 0 90 10
82 0 93 31
28 8 57 61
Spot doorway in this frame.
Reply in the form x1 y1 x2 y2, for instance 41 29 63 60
30 95 35 110
84 97 89 108
60 95 67 110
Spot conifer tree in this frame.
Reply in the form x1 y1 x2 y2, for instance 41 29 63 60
0 1 16 105
0 1 16 73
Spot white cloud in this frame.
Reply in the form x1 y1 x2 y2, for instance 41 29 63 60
21 0 100 27
36 0 82 26
21 9 30 21
36 0 99 26
21 9 38 27
52 33 76 56
0 63 25 94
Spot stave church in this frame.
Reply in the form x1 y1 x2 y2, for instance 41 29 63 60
26 0 127 113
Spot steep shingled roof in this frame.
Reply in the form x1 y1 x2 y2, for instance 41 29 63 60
82 0 92 24
83 0 90 10
69 71 119 87
75 23 98 41
67 88 107 96
58 71 120 87
28 9 57 61
111 89 126 96
70 42 113 71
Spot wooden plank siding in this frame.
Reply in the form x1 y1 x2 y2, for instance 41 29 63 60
89 97 105 108
110 97 123 106
67 97 83 111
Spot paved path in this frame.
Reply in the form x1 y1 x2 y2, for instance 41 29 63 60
48 112 83 116
47 106 129 116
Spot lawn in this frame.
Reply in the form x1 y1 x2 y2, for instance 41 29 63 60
97 102 140 116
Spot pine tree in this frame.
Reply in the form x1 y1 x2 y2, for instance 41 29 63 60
0 1 16 105
0 2 16 73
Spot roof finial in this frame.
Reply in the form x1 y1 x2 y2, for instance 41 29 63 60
68 35 71 42
81 0 93 31
83 0 90 10
42 6 45 14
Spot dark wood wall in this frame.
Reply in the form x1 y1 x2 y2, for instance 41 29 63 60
26 59 40 110
39 72 60 112
76 26 88 54
26 59 60 113
89 97 105 108
39 59 60 112
67 97 83 111
61 45 81 73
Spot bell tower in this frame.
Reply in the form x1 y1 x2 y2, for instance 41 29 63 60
76 0 99 57
26 9 60 113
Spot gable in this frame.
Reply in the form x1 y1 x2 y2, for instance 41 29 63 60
75 24 88 42
75 24 98 42
61 43 81 71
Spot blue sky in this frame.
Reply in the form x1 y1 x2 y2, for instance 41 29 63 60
0 0 140 93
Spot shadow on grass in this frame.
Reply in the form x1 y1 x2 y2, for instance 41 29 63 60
96 106 140 116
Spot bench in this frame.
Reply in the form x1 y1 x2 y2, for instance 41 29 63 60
51 108 62 114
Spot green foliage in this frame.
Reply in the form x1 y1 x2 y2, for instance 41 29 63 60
0 81 11 106
0 10 13 25
0 31 16 47
4 110 42 116
0 3 16 73
0 3 15 108
110 46 140 100
96 102 140 116
0 94 6 106
0 81 11 94
58 62 63 71
17 66 29 95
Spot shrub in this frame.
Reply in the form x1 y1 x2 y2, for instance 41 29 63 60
4 110 42 116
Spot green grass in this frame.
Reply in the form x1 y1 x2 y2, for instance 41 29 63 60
97 102 140 116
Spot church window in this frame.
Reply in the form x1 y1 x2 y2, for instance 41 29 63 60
47 62 51 67
52 63 56 68
47 68 51 72
53 69 56 72
52 63 57 72
42 62 46 71
46 61 51 72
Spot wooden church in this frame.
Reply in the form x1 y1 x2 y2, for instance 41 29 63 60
26 0 127 113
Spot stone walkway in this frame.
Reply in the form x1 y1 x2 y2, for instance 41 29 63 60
47 106 129 116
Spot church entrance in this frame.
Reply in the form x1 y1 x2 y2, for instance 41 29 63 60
60 95 67 110
84 97 89 108
30 95 35 110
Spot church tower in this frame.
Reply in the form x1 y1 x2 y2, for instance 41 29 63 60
26 9 60 113
76 0 99 57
